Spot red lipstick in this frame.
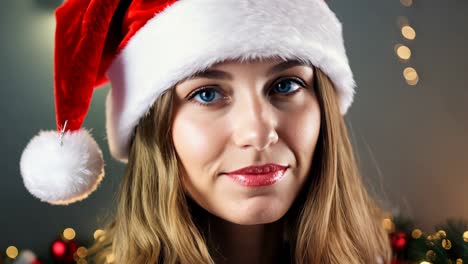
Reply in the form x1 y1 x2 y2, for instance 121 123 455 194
225 163 288 187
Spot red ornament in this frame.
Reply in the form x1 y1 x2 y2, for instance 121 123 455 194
50 238 79 264
32 260 43 264
390 231 408 252
51 240 66 257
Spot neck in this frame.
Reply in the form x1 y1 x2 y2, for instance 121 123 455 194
193 206 289 264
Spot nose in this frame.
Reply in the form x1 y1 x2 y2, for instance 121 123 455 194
231 93 279 151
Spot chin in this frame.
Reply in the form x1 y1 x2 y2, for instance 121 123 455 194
232 217 282 225
225 204 288 225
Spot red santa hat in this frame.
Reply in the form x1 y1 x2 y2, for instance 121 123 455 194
20 0 356 205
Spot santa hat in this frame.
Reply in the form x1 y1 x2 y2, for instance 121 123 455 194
20 0 356 205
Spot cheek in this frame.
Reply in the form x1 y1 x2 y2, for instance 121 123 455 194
171 109 231 210
282 96 321 167
171 109 227 179
296 108 320 152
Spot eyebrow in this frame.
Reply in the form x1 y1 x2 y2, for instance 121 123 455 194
184 60 307 81
267 60 307 76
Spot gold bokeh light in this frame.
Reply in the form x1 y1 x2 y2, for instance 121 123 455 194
426 249 436 261
76 247 88 258
63 227 76 240
403 67 419 85
395 44 412 60
442 239 452 250
412 229 423 239
438 230 447 238
406 75 419 86
6 246 19 259
400 0 413 7
383 218 395 233
402 25 416 40
94 229 106 241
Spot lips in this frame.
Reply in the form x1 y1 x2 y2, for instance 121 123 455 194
225 163 288 187
226 163 288 175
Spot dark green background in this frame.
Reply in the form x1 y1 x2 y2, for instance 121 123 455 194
1 0 467 262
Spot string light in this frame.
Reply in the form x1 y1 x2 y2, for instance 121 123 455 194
74 247 88 264
412 229 423 239
442 239 452 250
63 227 76 240
389 221 466 262
438 230 447 238
76 247 88 258
94 229 106 241
405 75 418 85
383 218 395 233
395 44 412 60
400 0 413 7
426 249 436 262
402 25 416 40
395 2 420 86
6 246 19 259
403 67 417 78
403 67 419 86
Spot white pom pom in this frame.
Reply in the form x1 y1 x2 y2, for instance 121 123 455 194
20 128 104 205
13 249 36 264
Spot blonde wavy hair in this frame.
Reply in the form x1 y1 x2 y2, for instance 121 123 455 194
88 66 392 263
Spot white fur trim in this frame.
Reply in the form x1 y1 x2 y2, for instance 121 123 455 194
20 129 104 205
106 0 355 162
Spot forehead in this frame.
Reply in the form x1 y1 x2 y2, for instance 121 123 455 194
180 58 311 83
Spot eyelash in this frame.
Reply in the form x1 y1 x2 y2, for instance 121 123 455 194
187 77 307 107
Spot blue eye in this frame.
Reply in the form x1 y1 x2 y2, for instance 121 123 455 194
271 78 304 95
188 77 305 107
189 87 224 106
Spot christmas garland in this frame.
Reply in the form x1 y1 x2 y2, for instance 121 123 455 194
2 217 467 263
387 216 468 264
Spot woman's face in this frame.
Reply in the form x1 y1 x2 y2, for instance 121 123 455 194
171 58 321 225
